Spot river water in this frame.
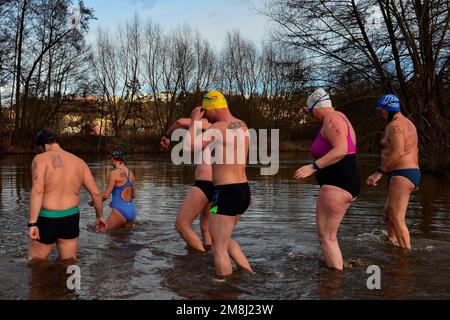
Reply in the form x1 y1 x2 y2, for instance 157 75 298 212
0 153 449 300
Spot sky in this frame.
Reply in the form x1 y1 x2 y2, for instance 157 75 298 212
84 0 270 50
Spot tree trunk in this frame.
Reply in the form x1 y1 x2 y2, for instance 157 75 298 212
14 0 28 135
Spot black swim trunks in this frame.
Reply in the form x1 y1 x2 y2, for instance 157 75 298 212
36 213 80 245
193 180 214 202
314 154 361 199
210 183 251 216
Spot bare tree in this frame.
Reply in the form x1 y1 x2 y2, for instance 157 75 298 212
91 15 142 137
2 0 95 137
263 0 449 169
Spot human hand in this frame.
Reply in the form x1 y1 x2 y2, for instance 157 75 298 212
28 226 40 241
96 217 108 232
160 136 170 150
191 106 205 121
294 165 316 180
366 172 383 187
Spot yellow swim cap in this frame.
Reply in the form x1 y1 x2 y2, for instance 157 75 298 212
202 91 228 110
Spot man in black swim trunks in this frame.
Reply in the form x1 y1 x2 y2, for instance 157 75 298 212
186 91 253 277
28 129 107 261
161 118 212 252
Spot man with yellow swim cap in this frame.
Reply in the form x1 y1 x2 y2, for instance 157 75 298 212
201 91 229 111
186 90 253 277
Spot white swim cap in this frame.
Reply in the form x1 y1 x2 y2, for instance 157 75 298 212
307 88 332 112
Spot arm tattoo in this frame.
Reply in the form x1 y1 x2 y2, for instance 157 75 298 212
328 119 341 136
32 160 38 180
51 155 63 169
391 124 402 135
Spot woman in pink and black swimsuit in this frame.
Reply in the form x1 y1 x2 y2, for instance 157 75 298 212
294 88 361 270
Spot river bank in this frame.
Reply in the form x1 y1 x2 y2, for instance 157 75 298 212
0 135 311 156
1 135 448 176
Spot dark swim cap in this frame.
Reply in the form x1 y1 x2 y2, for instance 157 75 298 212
110 147 124 161
36 129 58 148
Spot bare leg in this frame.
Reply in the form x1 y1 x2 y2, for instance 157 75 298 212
386 176 414 249
316 185 352 271
176 187 209 253
56 238 79 261
209 214 238 277
227 215 252 272
384 191 399 245
200 204 212 249
28 240 54 262
106 209 127 230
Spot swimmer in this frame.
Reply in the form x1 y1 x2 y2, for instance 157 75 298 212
186 91 253 277
294 88 361 271
28 129 107 262
91 147 137 230
161 117 212 252
366 94 420 249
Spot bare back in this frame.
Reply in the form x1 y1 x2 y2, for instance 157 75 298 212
113 165 136 202
210 118 249 185
195 152 213 181
381 114 419 170
35 149 87 210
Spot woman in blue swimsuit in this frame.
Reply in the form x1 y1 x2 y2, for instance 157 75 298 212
91 147 137 230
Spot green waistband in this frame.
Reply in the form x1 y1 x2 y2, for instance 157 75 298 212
39 206 80 218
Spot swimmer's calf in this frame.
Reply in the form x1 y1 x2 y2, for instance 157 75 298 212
176 304 210 318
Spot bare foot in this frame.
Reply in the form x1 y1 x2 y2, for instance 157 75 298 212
388 237 399 246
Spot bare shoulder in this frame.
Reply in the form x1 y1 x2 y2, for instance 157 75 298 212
109 168 119 178
324 112 346 136
32 153 46 164
226 118 248 130
405 117 417 133
388 118 403 135
129 169 135 182
63 151 85 165
208 121 228 132
201 118 212 129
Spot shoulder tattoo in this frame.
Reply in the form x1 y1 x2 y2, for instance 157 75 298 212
227 121 246 130
391 124 402 135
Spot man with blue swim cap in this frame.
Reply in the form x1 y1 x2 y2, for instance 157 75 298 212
366 94 421 249
376 94 401 117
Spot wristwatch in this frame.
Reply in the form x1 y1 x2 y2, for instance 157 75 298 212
27 222 38 228
312 162 321 171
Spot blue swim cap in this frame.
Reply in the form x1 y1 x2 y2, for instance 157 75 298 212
376 94 401 112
